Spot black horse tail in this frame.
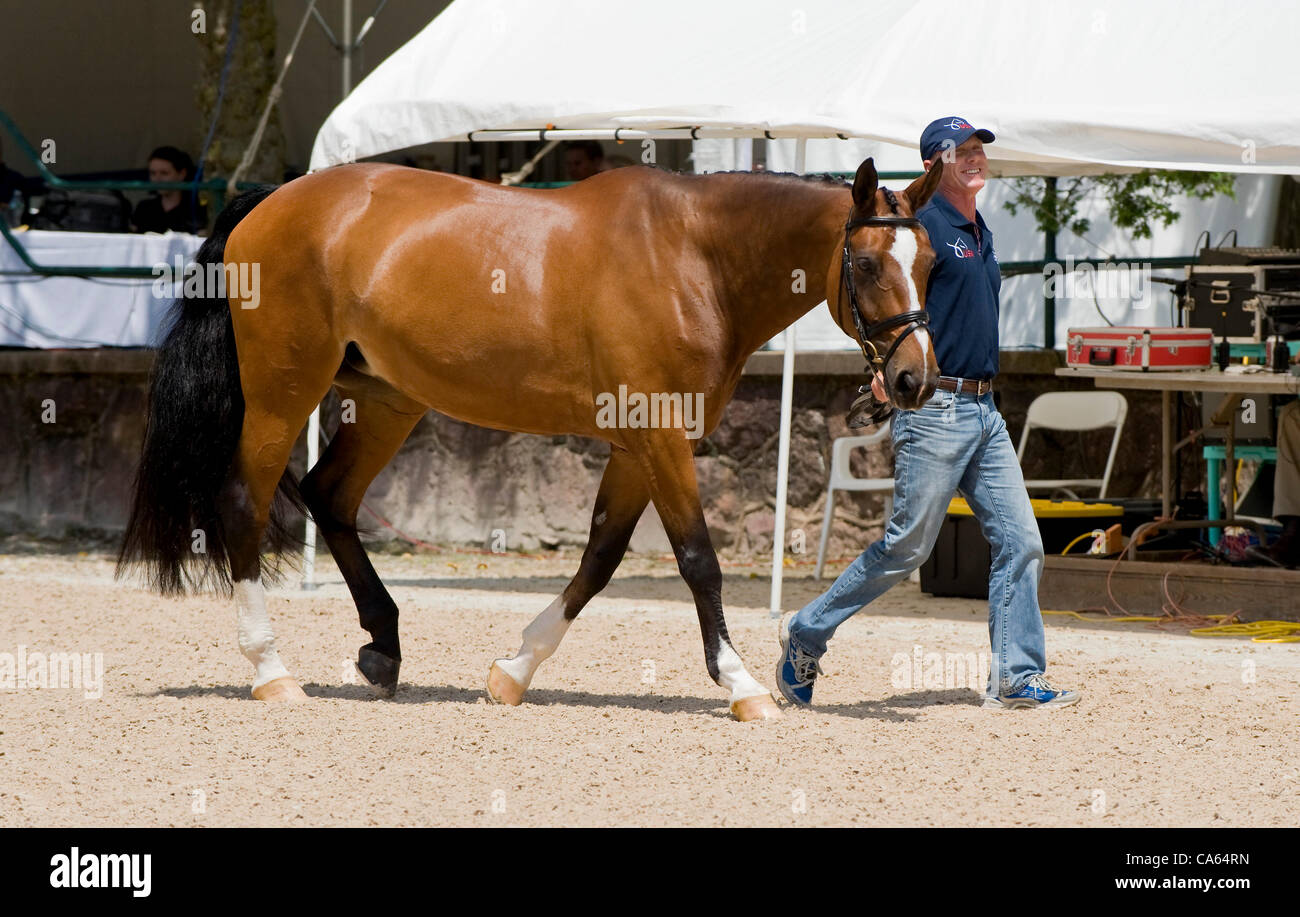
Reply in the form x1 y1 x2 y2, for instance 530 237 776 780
117 187 305 595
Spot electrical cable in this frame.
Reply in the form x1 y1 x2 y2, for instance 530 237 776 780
0 299 127 346
1060 529 1106 555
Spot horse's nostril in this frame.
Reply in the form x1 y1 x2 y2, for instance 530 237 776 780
895 371 916 395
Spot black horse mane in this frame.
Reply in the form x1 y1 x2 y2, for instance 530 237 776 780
695 169 849 187
697 169 906 213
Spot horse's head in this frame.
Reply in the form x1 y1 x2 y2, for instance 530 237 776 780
827 157 944 410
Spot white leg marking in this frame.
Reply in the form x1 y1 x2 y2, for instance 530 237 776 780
496 596 570 690
715 640 768 703
235 579 291 690
889 228 931 388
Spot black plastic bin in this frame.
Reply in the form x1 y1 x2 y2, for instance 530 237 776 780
918 498 1142 599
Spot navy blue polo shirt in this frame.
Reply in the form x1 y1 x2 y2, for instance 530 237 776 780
915 193 1001 380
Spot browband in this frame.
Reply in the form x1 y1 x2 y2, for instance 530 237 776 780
844 215 924 231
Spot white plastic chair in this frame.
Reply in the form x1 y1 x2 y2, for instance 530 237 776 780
1016 391 1128 498
815 421 894 578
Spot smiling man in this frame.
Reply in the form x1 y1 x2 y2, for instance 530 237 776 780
776 116 1080 711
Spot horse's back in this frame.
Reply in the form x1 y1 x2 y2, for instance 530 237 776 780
224 163 720 437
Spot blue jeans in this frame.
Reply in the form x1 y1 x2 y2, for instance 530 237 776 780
790 390 1047 696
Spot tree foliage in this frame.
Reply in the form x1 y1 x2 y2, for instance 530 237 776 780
1003 170 1237 240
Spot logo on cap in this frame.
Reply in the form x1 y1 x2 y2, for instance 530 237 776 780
948 118 973 131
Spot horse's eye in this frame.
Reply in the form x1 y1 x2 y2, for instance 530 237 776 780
855 257 876 274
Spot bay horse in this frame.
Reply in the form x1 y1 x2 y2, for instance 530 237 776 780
117 156 942 721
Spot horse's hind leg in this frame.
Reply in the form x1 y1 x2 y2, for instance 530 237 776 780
633 432 781 722
487 447 649 705
219 406 320 703
220 331 343 702
298 378 426 697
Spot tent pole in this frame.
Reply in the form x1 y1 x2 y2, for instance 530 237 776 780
1043 176 1057 350
341 0 352 101
302 408 321 590
769 137 806 618
306 0 373 590
769 325 797 618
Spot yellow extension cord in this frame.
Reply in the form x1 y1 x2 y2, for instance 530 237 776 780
1047 528 1300 642
1042 611 1300 643
1043 609 1164 624
1188 620 1300 643
1059 529 1105 555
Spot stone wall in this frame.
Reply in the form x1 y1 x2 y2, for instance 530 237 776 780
0 348 1205 559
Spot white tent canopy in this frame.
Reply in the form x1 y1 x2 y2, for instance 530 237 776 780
312 0 1300 176
305 0 1298 611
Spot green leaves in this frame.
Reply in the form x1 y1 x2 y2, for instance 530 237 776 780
1002 170 1237 241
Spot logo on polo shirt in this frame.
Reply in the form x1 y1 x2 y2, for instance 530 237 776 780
948 118 973 130
947 238 977 259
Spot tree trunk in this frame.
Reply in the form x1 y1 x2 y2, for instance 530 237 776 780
1275 177 1300 250
195 0 286 190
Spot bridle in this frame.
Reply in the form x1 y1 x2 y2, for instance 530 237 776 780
839 192 931 382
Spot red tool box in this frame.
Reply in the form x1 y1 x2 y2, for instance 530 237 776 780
1065 326 1213 371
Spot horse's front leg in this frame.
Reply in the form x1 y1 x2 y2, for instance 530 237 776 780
633 432 781 722
486 447 649 705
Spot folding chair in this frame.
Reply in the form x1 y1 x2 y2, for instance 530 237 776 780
815 421 894 578
1016 391 1128 498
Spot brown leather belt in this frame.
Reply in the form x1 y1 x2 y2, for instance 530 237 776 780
936 376 994 395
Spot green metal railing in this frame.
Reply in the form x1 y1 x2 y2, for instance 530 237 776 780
1000 255 1196 276
0 108 264 277
3 108 1199 313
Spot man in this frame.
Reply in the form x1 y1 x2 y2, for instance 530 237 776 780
130 146 206 234
0 137 32 224
1265 398 1300 566
563 140 605 181
776 116 1079 710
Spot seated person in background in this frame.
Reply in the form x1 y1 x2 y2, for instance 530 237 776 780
131 146 206 234
1267 398 1300 567
564 140 605 181
0 136 33 222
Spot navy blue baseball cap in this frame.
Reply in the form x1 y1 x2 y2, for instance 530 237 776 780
920 116 995 162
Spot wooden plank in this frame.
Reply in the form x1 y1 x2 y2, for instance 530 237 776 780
1056 366 1300 395
1040 554 1300 621
0 348 154 376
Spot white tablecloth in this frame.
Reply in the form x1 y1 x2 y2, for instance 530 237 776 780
0 229 203 348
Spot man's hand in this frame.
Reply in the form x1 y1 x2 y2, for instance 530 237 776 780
846 372 893 428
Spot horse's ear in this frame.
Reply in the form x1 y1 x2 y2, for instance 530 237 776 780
904 158 944 212
850 157 879 217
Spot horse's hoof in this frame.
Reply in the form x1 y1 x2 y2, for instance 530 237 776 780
251 677 309 703
356 646 400 698
486 660 526 706
730 693 783 722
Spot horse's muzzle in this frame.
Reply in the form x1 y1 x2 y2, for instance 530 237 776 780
889 370 935 410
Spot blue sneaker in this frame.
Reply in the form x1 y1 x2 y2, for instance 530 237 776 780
983 674 1080 709
776 613 821 707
